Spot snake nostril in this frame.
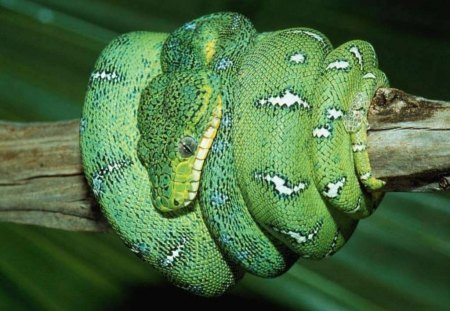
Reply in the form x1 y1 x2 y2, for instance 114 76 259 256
174 199 180 207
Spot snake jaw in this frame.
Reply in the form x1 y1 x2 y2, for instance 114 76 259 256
183 96 222 207
158 95 223 211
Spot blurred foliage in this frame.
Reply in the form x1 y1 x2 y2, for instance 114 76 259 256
0 0 449 310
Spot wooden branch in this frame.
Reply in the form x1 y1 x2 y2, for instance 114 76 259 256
0 121 109 231
368 88 450 191
0 88 449 231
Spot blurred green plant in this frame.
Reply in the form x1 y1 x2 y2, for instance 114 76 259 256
0 0 449 310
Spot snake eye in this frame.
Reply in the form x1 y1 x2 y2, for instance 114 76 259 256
178 136 197 158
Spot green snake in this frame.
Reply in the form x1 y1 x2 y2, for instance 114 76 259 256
80 12 388 297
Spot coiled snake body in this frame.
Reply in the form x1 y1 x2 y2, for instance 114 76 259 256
80 13 387 296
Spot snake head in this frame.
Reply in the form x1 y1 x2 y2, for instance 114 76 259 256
137 70 222 212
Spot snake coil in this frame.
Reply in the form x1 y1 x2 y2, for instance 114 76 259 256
80 12 388 296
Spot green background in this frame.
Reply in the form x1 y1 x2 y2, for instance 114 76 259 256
1 0 449 310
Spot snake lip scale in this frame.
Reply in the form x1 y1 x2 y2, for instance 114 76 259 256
80 12 388 296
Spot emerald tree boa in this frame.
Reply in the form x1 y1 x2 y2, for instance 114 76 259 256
80 12 387 296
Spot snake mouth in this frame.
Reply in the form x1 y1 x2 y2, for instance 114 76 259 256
159 91 223 213
183 97 222 207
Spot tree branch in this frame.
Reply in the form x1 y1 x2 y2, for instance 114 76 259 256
368 88 450 191
0 88 449 231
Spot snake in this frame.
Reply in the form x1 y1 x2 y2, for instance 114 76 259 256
80 12 388 297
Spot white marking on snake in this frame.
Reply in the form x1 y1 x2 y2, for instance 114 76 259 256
313 126 331 138
211 139 228 153
277 229 309 244
325 230 340 257
272 222 321 244
290 53 306 64
326 108 343 120
221 113 232 127
347 197 362 214
360 172 371 181
91 70 119 81
210 191 229 206
352 143 366 152
231 14 241 30
216 58 233 70
162 238 186 267
92 175 103 197
326 60 350 70
303 31 325 42
323 177 346 198
349 46 363 69
183 22 196 30
257 89 310 108
288 30 327 46
92 159 131 197
363 72 376 79
300 31 325 43
255 173 307 196
79 117 87 134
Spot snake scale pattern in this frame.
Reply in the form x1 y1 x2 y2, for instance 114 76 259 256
80 12 388 296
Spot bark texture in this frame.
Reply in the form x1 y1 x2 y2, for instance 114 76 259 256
0 88 449 231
